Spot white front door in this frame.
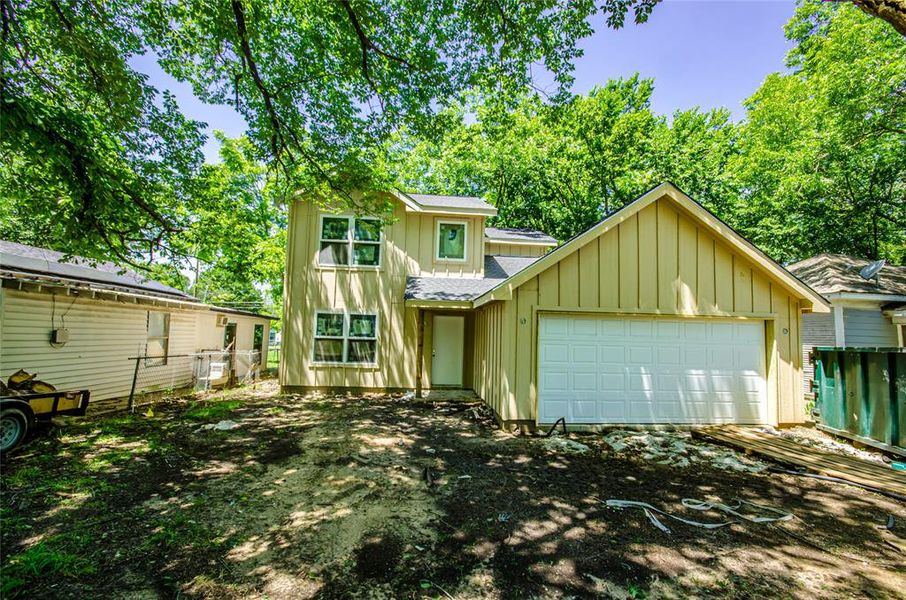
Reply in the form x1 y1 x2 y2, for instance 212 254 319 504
432 315 464 386
538 315 767 424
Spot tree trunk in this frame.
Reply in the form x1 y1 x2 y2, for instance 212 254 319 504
846 0 906 36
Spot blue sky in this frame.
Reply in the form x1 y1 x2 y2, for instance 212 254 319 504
130 0 796 163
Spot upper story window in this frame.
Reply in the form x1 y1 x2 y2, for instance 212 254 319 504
436 220 467 262
319 216 382 267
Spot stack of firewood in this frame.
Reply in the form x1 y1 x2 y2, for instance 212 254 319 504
0 370 57 396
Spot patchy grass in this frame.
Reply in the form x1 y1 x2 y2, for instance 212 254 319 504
2 380 904 599
184 399 244 422
2 540 95 596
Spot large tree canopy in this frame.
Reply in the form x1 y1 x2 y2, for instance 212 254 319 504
1 0 660 265
389 78 740 243
391 0 905 263
733 0 905 262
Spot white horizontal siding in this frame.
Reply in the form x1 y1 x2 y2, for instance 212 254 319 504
843 308 899 347
1 290 200 402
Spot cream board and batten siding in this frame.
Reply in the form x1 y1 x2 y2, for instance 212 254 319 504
485 242 551 258
0 289 197 404
472 196 811 426
283 196 485 389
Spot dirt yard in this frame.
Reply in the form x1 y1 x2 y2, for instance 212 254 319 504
2 381 904 599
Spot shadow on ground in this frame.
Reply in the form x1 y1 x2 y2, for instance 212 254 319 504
1 380 904 599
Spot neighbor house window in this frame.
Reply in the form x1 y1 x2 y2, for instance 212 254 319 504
146 312 170 365
318 215 382 267
436 220 467 261
313 311 378 364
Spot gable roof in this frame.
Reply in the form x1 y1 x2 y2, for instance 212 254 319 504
472 182 831 311
485 227 557 246
787 254 906 298
405 255 539 303
1 240 194 301
392 191 497 217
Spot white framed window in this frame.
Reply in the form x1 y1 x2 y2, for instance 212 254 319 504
313 311 378 365
146 312 170 366
318 215 382 267
436 220 467 262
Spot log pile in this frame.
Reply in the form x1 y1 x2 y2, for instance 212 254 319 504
0 370 57 396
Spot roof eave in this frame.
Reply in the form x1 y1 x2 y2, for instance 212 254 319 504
404 298 474 309
825 292 906 303
391 190 497 217
485 237 557 247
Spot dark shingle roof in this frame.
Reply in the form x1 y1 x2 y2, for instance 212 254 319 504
405 255 539 301
0 240 195 301
485 227 557 245
404 193 495 213
787 253 906 297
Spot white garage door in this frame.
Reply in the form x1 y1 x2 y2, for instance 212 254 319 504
538 315 767 425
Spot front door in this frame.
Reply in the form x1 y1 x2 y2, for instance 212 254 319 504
432 315 464 386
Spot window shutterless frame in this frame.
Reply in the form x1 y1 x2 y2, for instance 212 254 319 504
317 214 383 268
146 311 170 366
435 219 468 263
312 310 379 366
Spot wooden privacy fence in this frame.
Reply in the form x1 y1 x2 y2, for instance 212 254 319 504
812 347 906 457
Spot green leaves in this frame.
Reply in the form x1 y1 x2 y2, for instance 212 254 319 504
389 77 740 242
733 0 906 262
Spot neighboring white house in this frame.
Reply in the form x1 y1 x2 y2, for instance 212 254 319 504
787 253 906 399
0 241 274 413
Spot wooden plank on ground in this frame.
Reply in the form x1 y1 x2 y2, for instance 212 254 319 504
694 425 906 497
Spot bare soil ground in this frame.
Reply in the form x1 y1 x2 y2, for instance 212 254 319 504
2 381 904 599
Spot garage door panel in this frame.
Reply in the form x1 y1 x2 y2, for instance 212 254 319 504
683 348 706 364
599 372 625 391
599 320 626 337
599 345 624 364
538 315 767 425
542 343 570 363
572 399 598 419
656 321 681 338
572 317 601 335
540 370 568 392
683 321 708 339
628 372 654 392
572 372 598 391
628 347 654 364
709 348 736 369
656 346 682 365
630 320 654 337
710 322 735 340
570 344 598 363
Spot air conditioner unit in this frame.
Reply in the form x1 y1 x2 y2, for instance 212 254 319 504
215 315 230 327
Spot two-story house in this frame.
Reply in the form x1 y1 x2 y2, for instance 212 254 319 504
281 183 829 430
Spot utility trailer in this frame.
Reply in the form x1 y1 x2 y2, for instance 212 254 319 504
0 390 90 453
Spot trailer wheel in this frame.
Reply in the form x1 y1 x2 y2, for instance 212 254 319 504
0 408 29 453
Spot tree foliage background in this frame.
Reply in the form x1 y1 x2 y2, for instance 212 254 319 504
390 1 905 263
1 0 903 316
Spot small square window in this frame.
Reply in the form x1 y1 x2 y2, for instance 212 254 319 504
437 222 466 261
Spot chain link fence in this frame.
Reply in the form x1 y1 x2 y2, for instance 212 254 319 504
127 350 263 411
